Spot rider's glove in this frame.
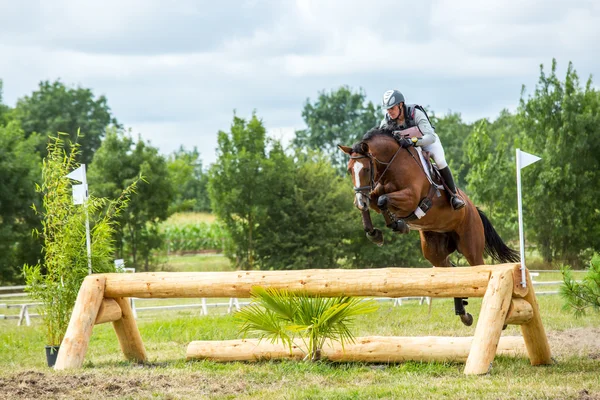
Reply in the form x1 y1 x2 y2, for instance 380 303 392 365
397 137 414 148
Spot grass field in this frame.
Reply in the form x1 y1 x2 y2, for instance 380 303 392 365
1 255 599 399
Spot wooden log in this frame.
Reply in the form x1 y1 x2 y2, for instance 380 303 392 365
464 268 514 375
186 336 527 363
94 298 122 325
520 271 552 365
54 276 106 370
112 297 147 363
505 298 533 325
506 264 528 298
101 265 519 299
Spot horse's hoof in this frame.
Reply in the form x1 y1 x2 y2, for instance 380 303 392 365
460 313 473 326
377 195 389 209
366 229 384 247
502 324 507 330
391 220 410 234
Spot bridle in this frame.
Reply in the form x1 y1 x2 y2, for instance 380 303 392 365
350 144 405 196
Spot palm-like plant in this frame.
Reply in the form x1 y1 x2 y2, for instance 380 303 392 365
236 287 378 361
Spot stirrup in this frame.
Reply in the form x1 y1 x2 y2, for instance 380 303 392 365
451 196 465 210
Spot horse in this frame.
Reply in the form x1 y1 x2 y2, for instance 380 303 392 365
338 126 520 326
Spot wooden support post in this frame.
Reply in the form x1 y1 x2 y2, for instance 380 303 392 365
54 276 106 370
520 270 552 365
112 297 147 363
464 268 514 375
505 298 533 325
94 298 122 325
187 336 527 363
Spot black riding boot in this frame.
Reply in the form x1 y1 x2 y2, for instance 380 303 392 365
439 167 465 210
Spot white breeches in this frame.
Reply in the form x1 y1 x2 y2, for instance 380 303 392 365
422 138 448 169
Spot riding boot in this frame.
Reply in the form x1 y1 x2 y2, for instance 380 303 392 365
439 166 465 210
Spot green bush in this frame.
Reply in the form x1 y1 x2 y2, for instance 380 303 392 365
561 253 600 316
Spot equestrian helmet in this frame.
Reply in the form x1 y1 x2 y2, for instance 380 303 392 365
382 89 405 109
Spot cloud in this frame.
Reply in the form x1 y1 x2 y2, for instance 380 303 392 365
0 0 598 167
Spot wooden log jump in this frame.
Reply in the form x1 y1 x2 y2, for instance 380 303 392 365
54 263 552 375
186 336 527 363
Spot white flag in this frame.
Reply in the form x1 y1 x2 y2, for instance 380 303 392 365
72 184 87 205
66 165 85 182
518 149 541 169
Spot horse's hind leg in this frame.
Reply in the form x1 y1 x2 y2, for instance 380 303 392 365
420 231 473 326
450 261 473 326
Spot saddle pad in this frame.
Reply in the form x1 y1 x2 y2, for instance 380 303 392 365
416 147 444 190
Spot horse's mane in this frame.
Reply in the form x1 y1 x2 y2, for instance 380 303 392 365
350 126 396 154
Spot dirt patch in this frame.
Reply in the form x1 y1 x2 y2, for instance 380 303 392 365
547 327 600 359
578 389 600 400
0 369 253 400
0 371 158 399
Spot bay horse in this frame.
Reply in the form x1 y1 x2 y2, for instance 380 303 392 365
338 127 519 326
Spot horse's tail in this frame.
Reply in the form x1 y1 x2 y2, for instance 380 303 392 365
477 208 520 263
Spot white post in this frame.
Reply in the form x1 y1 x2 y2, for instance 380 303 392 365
516 149 541 288
516 149 527 288
81 164 93 275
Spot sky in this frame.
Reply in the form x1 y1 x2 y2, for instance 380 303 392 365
1 0 598 166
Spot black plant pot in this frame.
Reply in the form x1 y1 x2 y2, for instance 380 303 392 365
45 345 60 367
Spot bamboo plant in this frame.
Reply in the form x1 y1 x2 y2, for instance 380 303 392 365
24 132 139 346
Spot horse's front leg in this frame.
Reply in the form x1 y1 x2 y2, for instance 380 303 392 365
375 188 418 234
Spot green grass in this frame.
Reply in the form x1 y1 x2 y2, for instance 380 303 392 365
2 293 600 399
160 253 233 272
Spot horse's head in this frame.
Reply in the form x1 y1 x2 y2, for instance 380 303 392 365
338 141 374 211
339 127 414 212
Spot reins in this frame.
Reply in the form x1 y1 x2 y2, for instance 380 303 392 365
352 143 421 194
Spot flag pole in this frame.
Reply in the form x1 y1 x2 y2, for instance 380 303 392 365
81 164 93 275
516 149 527 287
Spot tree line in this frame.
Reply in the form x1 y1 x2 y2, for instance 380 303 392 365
1 59 598 284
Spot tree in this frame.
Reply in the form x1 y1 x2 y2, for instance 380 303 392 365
0 121 43 284
88 129 173 271
0 80 10 125
13 80 118 165
294 86 380 174
166 146 210 213
254 148 355 270
430 112 473 188
465 111 521 242
208 114 268 270
518 60 600 266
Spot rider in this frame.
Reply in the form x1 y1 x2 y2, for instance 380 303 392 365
380 89 465 210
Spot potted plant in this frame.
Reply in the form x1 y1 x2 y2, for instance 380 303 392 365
24 133 138 367
236 286 378 361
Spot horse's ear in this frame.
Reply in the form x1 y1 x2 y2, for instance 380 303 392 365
359 142 369 154
337 145 353 155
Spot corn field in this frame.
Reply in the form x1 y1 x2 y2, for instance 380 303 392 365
161 221 228 253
